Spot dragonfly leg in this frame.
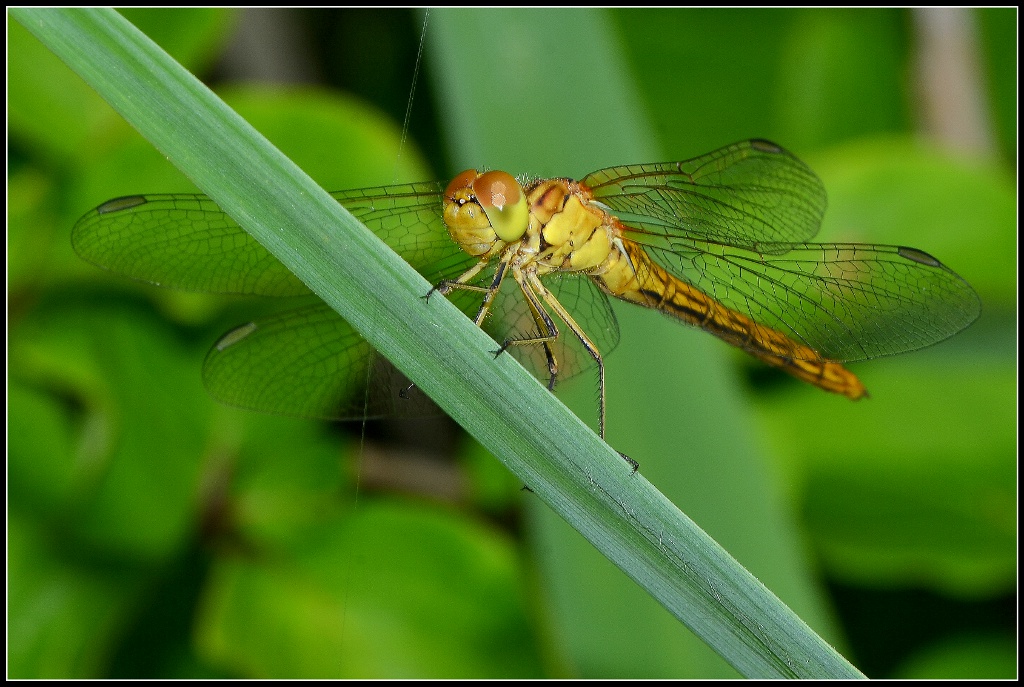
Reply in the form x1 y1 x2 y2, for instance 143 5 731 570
495 274 561 391
471 261 510 326
429 259 511 331
429 257 562 388
425 256 493 303
523 272 609 441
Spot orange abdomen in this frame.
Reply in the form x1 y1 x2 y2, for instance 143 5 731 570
594 240 867 399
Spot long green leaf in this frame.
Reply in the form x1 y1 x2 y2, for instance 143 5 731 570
13 7 864 678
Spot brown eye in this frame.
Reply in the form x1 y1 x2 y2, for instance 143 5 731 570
473 171 529 242
445 169 479 202
473 170 521 211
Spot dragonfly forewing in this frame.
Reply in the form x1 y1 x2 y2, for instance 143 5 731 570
582 139 828 253
71 182 473 297
72 194 311 296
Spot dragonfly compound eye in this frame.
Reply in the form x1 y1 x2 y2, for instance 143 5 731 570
474 170 529 242
444 169 479 203
443 169 504 256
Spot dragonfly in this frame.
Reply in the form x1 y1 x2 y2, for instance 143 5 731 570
72 139 981 439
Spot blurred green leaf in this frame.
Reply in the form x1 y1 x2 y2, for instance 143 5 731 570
223 413 352 547
11 304 210 560
893 634 1017 679
8 166 62 293
459 435 528 514
753 355 1015 596
8 9 234 165
8 382 79 515
812 137 1016 303
612 9 909 155
196 502 543 678
775 9 909 150
612 8 798 151
7 515 144 678
8 14 123 163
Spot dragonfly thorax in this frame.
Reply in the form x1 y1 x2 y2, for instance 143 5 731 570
524 178 615 274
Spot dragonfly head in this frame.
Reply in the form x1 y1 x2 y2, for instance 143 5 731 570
444 169 529 254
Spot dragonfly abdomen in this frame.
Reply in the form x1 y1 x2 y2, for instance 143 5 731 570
595 240 867 400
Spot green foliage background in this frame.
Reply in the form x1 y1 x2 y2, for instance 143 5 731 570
8 8 1016 679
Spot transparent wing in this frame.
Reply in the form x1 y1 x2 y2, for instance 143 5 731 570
582 139 827 253
203 301 439 420
72 182 484 420
201 271 621 420
634 237 981 362
70 182 475 295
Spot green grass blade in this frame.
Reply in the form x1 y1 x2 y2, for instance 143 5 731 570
13 7 864 678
